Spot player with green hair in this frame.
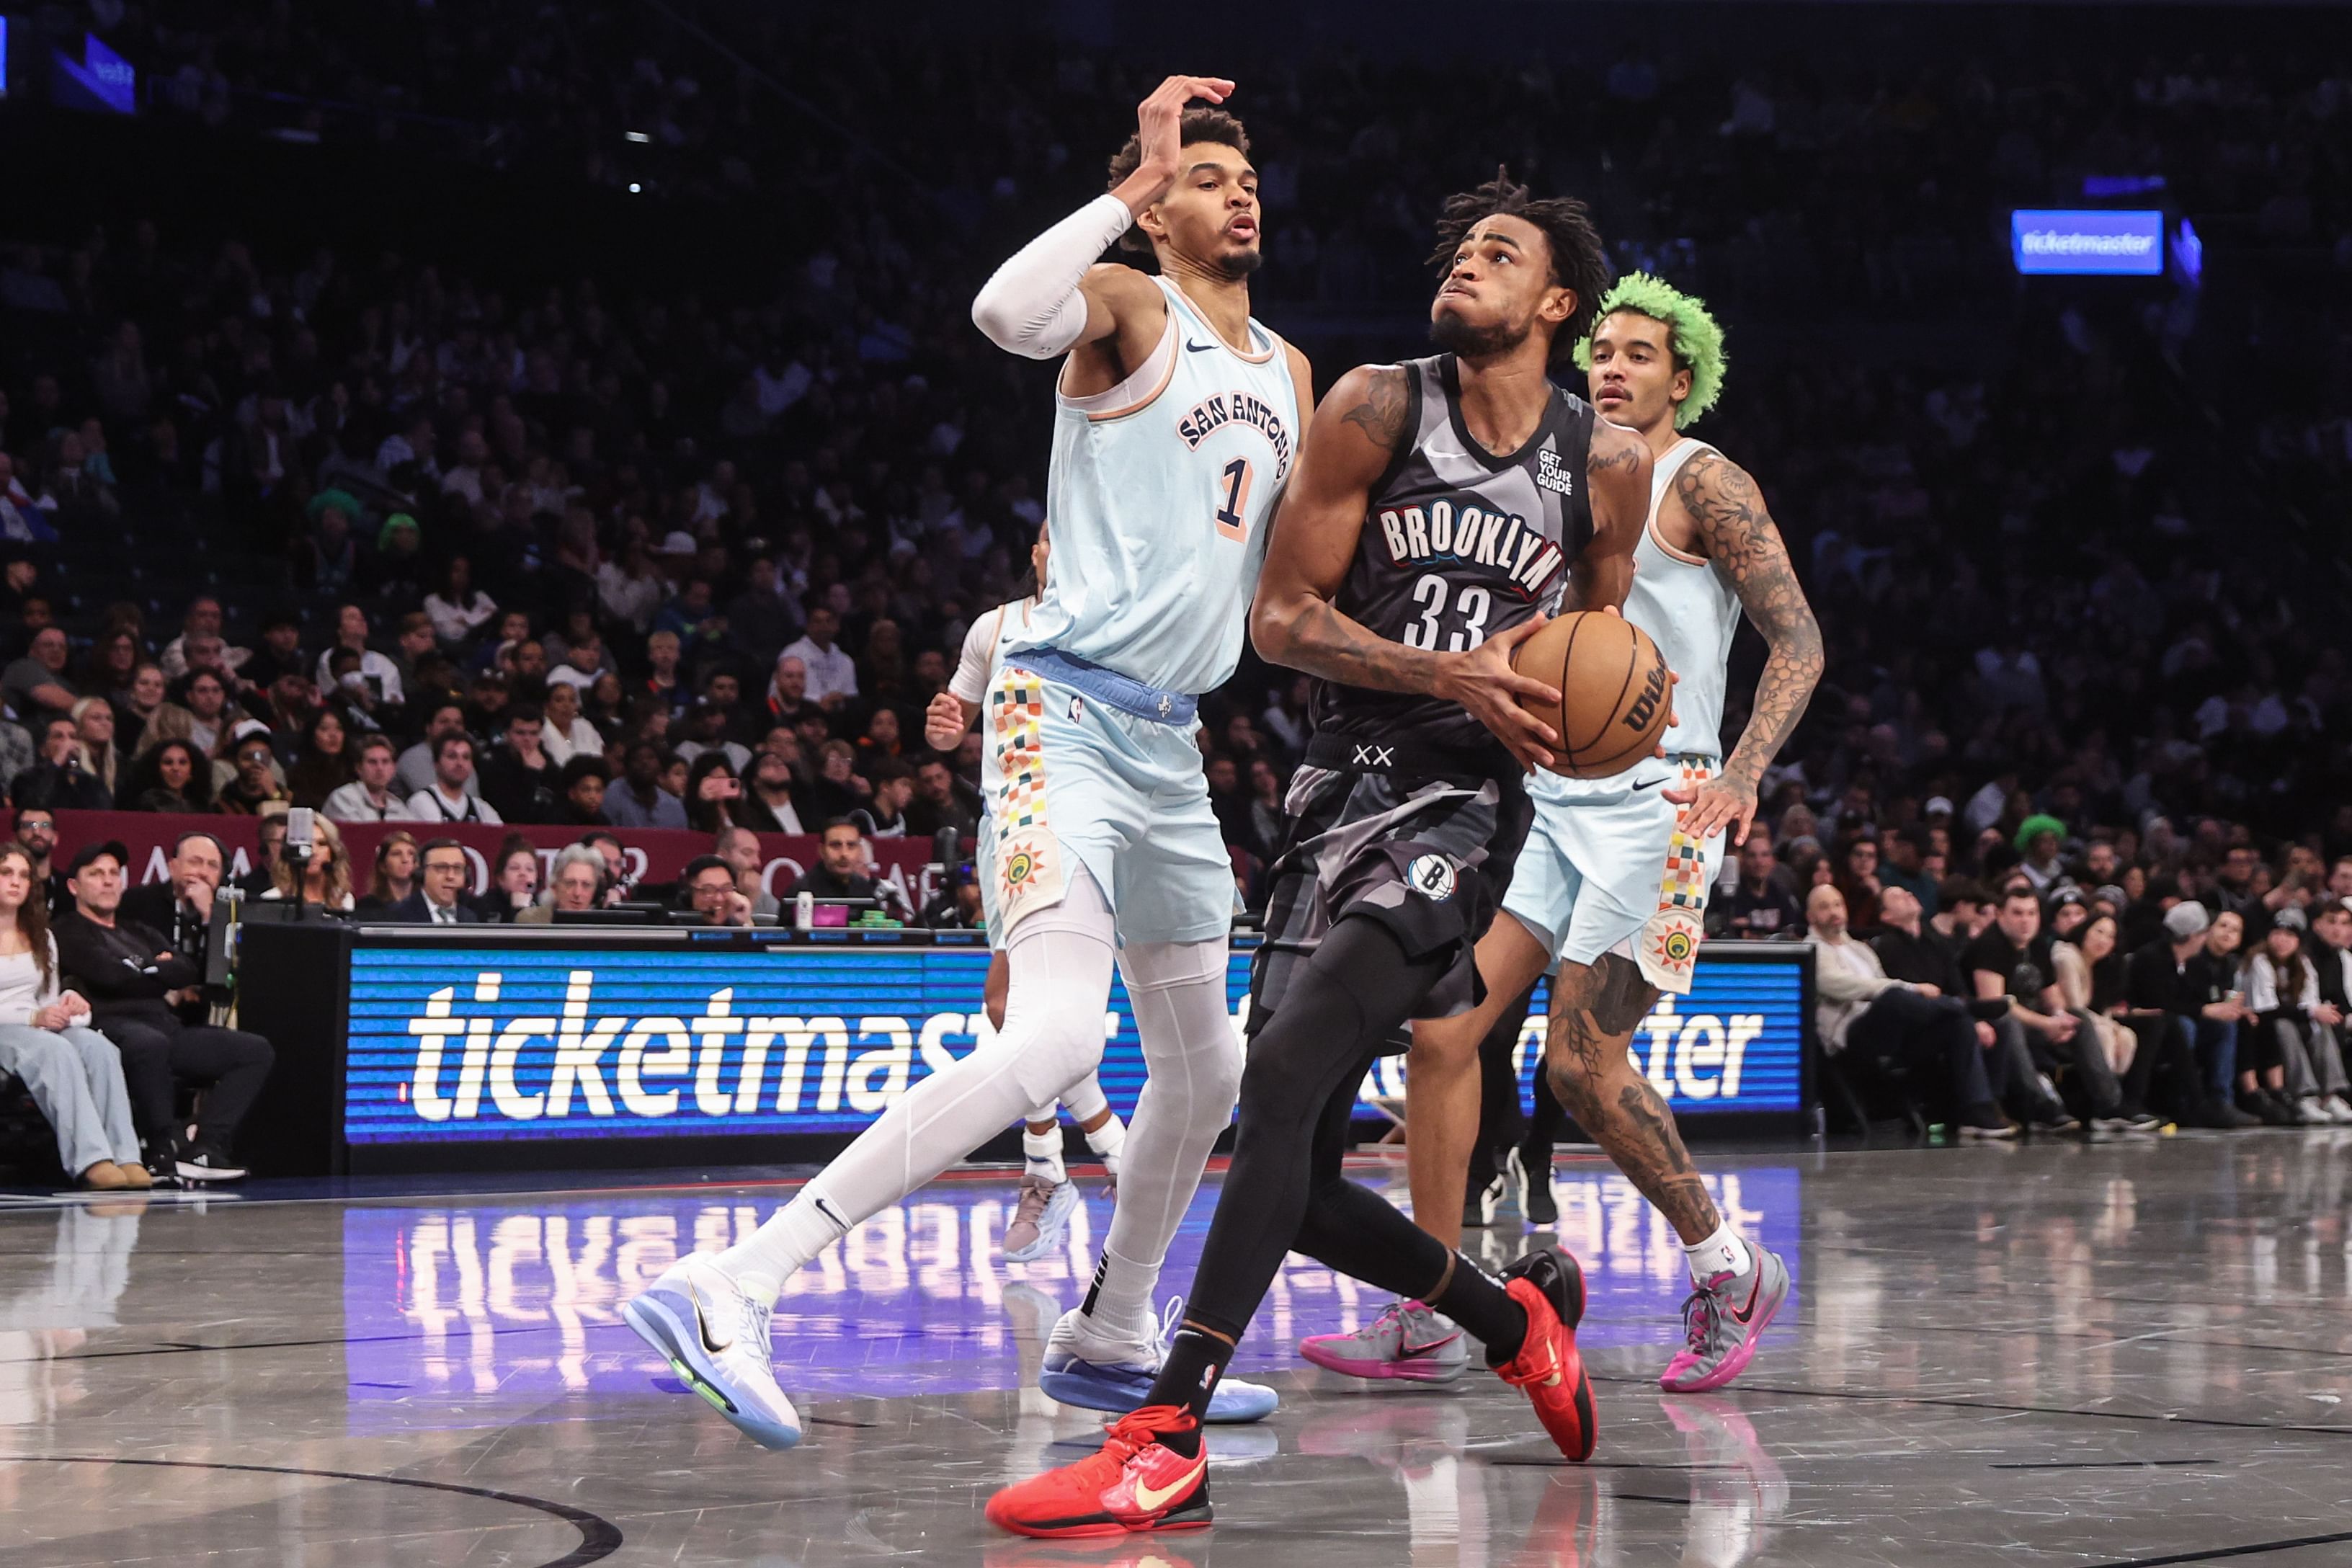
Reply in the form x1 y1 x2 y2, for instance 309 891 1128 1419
1573 271 1729 429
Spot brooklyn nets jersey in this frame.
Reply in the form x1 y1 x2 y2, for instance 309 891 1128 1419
1311 354 1597 757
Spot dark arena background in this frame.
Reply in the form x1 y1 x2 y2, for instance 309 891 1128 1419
0 1 2348 1562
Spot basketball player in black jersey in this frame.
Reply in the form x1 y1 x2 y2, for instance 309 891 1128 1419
989 172 1652 1538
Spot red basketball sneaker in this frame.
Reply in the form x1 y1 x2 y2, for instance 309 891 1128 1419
986 1404 1211 1538
1493 1248 1598 1462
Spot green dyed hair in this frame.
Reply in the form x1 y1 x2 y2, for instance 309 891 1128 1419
1570 272 1728 429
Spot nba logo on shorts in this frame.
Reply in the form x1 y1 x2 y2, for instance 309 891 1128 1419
1406 854 1457 901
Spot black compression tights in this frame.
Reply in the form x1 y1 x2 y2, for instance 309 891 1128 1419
1146 917 1531 1422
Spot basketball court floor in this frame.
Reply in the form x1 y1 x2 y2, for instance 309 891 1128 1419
2 1133 2348 1566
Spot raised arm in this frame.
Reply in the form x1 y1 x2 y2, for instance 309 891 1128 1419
1669 450 1825 843
1249 365 1562 771
970 75 1232 373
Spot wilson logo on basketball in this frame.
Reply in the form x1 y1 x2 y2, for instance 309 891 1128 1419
1621 661 1668 733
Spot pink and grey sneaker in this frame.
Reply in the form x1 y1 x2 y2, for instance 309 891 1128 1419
1660 1244 1789 1394
1298 1300 1470 1383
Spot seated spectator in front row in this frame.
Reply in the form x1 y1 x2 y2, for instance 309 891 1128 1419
0 841 150 1189
714 827 780 919
259 814 357 912
1809 884 2013 1137
2242 906 2352 1124
518 845 607 925
479 837 542 923
1716 827 1802 940
789 819 879 904
388 839 481 925
122 830 226 966
679 855 754 927
53 841 274 1182
2120 902 2258 1129
1965 887 2122 1131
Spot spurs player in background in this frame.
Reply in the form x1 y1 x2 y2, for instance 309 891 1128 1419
924 520 1131 1268
989 172 1652 1538
623 75 1307 1446
1307 273 1824 1394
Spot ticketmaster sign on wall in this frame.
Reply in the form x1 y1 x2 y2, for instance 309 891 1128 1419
341 939 1810 1148
2011 209 2166 276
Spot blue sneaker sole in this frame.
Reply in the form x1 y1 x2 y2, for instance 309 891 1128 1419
1002 1180 1081 1263
1039 1358 1279 1424
621 1289 802 1450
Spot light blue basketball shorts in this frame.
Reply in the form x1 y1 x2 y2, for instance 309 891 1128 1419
1501 754 1727 994
981 661 1233 947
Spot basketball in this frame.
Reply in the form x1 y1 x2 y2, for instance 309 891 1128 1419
1511 611 1674 779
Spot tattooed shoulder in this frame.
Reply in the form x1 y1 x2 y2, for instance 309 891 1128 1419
1337 365 1410 451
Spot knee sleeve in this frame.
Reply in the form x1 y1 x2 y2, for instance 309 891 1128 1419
999 869 1117 1107
1121 934 1242 1128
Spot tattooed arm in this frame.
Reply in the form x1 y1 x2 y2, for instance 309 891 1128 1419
1663 451 1825 844
1250 364 1564 770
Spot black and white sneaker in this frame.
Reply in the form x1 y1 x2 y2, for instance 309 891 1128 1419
174 1148 248 1182
1463 1172 1506 1229
1510 1145 1559 1226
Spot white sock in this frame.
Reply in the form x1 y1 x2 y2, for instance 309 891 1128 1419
1023 1126 1067 1185
1084 1113 1126 1179
1683 1221 1752 1285
714 1182 852 1307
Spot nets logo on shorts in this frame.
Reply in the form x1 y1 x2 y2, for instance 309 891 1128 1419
1004 847 1037 888
1406 853 1458 902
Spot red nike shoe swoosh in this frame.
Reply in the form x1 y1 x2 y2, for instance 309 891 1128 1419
1727 1269 1764 1324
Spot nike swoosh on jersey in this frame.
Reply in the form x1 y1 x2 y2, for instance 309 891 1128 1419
1184 339 1216 352
1133 1458 1207 1512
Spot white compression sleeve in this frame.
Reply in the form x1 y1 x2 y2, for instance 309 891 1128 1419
712 872 1118 1306
969 192 1135 360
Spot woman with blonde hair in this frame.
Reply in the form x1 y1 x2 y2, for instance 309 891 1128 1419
259 810 356 911
70 696 120 797
0 841 150 1189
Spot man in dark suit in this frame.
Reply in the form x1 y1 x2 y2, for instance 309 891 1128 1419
388 837 482 925
53 841 275 1182
121 830 227 976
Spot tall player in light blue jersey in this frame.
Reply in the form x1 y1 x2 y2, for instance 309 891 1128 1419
620 75 1309 1448
1309 273 1824 1395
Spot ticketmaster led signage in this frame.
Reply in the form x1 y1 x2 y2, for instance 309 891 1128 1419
2010 210 2165 277
342 943 1808 1146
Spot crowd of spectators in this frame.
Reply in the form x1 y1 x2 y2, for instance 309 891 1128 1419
0 14 2346 1154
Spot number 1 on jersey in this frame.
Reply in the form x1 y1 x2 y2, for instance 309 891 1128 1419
1213 458 1253 541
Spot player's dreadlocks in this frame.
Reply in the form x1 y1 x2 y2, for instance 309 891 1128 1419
1428 168 1610 362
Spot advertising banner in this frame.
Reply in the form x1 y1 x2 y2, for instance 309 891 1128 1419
2010 209 2165 276
342 939 1809 1147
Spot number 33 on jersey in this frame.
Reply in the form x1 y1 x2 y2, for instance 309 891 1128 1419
1012 275 1299 699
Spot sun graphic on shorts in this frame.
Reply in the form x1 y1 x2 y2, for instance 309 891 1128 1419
1663 930 1694 963
1005 851 1034 886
